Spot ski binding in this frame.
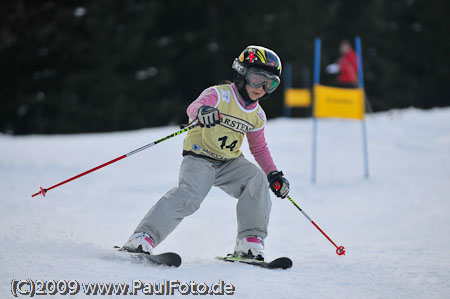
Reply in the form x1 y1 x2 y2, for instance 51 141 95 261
216 254 292 269
114 246 181 267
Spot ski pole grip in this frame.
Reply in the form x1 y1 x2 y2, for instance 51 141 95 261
272 182 281 190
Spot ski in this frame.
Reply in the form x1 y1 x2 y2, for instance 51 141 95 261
114 246 182 267
216 255 292 269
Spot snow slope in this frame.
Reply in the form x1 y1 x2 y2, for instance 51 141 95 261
1 108 450 298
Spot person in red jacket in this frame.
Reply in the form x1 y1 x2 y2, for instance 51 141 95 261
326 40 359 88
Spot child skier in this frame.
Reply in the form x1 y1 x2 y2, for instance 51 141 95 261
123 45 290 261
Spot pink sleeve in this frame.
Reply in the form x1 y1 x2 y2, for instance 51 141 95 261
247 128 277 175
187 87 219 120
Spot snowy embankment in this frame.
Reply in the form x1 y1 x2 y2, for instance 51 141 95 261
1 108 449 298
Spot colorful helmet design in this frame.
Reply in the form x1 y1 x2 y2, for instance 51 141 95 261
232 45 282 77
232 45 282 101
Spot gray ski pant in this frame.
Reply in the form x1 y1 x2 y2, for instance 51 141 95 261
135 155 272 247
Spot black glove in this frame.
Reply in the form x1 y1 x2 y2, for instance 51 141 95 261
197 106 222 128
267 171 290 198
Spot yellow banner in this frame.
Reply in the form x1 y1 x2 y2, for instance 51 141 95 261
285 88 311 107
313 84 365 120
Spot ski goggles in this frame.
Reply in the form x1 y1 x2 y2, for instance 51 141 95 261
246 68 280 93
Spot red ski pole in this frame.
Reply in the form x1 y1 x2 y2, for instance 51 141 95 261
272 180 346 256
32 123 199 198
286 195 345 255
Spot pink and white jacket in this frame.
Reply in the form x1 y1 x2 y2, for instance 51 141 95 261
186 83 277 175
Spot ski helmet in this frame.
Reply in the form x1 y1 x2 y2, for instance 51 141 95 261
232 45 282 101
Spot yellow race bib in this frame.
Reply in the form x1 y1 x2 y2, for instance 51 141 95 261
183 84 266 160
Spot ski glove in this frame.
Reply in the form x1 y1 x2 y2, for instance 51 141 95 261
197 106 222 128
268 171 290 198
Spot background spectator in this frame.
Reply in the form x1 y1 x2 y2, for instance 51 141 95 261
326 40 359 88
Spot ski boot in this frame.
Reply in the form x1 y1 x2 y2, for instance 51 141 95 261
234 236 265 261
122 232 154 255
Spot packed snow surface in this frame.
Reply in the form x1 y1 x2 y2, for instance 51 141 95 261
1 108 450 298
